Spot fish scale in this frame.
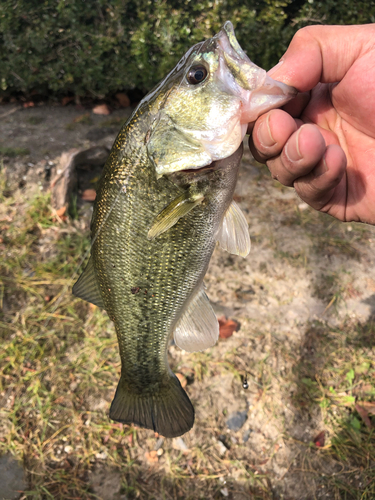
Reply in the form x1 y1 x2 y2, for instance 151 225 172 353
73 21 296 437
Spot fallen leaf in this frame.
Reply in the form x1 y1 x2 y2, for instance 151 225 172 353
81 189 96 201
23 101 35 108
93 104 110 115
175 372 187 389
313 430 325 447
56 206 67 217
218 316 240 339
53 205 67 222
116 92 130 107
62 96 74 106
145 450 158 463
357 401 375 415
355 403 372 428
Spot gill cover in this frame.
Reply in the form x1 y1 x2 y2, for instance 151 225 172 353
146 21 296 176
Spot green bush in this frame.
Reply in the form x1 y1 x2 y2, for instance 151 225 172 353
0 0 374 99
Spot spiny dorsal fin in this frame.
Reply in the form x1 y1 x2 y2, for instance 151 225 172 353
72 256 105 308
216 200 250 257
174 285 219 352
148 190 204 240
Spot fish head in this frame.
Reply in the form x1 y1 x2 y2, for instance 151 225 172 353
146 21 297 176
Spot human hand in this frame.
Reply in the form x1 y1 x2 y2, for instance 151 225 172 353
248 24 375 224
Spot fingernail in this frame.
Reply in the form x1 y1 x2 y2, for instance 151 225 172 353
257 115 276 148
267 60 284 77
285 127 302 162
314 153 329 178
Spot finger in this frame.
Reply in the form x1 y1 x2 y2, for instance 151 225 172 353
294 144 347 211
282 91 310 118
249 109 298 162
266 124 327 187
267 24 375 92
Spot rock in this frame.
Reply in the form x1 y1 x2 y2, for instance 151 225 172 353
172 437 189 452
88 467 122 500
50 146 109 210
242 429 252 443
0 454 27 500
226 410 247 431
81 189 96 201
216 440 228 456
93 104 111 115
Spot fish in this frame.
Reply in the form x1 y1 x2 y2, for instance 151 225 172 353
72 21 296 438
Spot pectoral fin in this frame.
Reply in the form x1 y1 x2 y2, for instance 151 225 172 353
216 200 250 257
72 256 105 308
174 285 219 352
148 190 204 240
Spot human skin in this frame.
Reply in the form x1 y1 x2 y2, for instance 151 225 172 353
248 24 375 224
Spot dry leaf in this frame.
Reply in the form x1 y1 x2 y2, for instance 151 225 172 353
218 316 240 339
355 403 372 428
93 104 111 115
62 96 74 106
23 101 35 108
145 450 158 463
116 92 130 107
175 372 187 389
313 430 325 447
357 401 375 415
56 206 67 217
81 189 96 201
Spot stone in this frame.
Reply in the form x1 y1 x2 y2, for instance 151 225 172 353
0 454 27 500
226 410 248 431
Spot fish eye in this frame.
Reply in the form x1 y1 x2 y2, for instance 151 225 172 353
187 65 208 85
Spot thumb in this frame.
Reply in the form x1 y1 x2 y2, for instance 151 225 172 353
268 24 375 92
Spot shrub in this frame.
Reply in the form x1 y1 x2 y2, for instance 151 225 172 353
0 0 374 99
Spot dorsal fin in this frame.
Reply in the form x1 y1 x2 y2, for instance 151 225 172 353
174 285 219 352
72 256 105 308
216 200 250 257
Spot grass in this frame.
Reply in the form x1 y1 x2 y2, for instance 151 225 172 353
289 320 375 499
1 159 375 499
0 174 270 499
0 146 30 157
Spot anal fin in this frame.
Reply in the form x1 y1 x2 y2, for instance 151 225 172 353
216 200 250 257
174 285 219 352
72 256 105 308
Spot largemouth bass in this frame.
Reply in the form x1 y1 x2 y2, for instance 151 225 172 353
73 21 296 437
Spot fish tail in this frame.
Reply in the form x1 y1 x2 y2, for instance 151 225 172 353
109 374 194 438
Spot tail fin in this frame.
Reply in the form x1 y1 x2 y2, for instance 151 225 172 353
109 374 194 438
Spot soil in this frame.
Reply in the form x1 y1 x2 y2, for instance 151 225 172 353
1 102 375 499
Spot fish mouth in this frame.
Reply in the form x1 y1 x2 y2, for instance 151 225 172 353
215 21 297 121
178 161 218 175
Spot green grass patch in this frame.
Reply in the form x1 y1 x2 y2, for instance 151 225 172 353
0 146 30 157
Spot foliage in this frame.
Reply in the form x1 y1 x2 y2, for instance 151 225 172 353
1 0 374 99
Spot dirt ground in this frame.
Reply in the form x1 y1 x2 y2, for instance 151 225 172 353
1 102 375 500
